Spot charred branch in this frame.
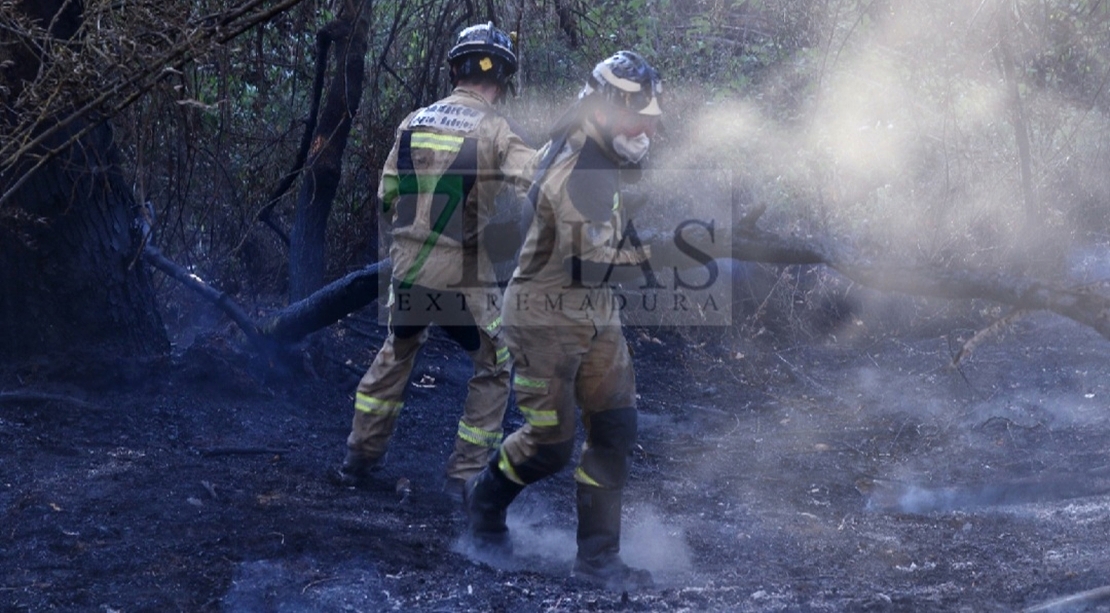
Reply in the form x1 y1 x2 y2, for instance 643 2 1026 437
831 261 1110 340
143 245 264 347
199 447 292 457
145 242 389 351
261 259 390 344
1022 584 1110 612
153 218 1110 358
728 227 1110 341
951 309 1032 366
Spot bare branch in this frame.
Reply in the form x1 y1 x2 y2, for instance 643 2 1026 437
0 0 311 209
142 245 264 346
0 390 102 411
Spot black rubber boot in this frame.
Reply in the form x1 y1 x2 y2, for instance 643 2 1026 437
463 463 523 556
443 477 467 506
572 484 654 592
333 450 386 486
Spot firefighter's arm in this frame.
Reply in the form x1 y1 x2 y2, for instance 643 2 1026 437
482 122 537 263
557 210 652 285
555 165 654 284
377 127 404 221
496 116 537 189
637 220 731 268
565 226 653 284
377 176 399 249
483 189 531 264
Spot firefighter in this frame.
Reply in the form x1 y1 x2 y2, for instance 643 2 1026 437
337 22 534 501
463 50 662 591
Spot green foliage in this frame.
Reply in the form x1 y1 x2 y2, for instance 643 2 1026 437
50 0 1110 304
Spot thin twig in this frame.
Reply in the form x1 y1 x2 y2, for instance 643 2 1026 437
302 576 339 594
0 0 310 209
198 447 290 457
0 391 102 411
1022 584 1110 612
951 308 1031 367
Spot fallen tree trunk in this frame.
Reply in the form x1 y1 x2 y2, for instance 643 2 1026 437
731 228 1110 341
834 262 1110 340
261 259 389 344
143 247 389 353
145 224 1110 355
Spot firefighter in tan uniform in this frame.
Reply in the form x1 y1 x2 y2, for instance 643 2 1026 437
464 51 663 591
338 23 534 499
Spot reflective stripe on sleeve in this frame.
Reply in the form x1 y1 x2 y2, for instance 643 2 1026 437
354 392 404 416
457 421 503 449
495 346 510 365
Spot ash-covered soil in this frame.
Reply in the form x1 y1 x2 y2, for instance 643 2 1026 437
3 296 1110 612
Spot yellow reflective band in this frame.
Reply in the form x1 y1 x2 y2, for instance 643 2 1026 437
354 392 403 415
574 466 602 487
485 316 501 333
612 192 620 211
513 375 547 391
495 346 510 365
519 405 558 428
498 448 526 485
410 132 465 152
457 422 502 448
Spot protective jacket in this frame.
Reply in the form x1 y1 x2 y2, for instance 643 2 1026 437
347 87 533 482
506 121 651 332
380 88 533 327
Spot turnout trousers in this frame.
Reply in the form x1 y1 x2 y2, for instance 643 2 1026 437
496 302 639 490
346 282 512 481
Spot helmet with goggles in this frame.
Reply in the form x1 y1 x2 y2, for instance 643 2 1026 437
447 22 518 89
579 50 662 116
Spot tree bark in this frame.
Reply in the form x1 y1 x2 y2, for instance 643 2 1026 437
0 0 168 363
288 0 373 301
995 2 1037 221
262 259 388 343
255 27 334 248
0 120 169 361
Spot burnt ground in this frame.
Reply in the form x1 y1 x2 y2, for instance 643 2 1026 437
3 281 1110 612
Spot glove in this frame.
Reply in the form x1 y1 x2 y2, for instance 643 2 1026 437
483 219 525 264
483 191 531 264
